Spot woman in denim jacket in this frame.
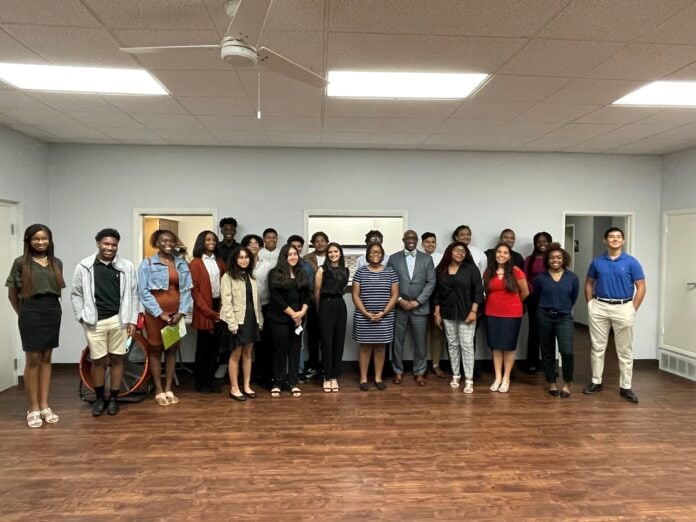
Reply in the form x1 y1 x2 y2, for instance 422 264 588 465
137 229 193 406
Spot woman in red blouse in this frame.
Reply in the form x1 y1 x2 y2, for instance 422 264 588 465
484 243 529 393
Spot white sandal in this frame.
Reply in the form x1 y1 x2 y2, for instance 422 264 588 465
39 407 59 423
449 376 461 388
27 410 43 428
498 380 510 393
155 392 169 406
463 380 474 394
489 380 501 392
165 391 179 405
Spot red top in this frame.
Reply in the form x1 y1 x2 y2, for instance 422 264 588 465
484 266 526 318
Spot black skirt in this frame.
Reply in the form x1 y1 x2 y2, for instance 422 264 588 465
486 316 522 351
18 294 62 351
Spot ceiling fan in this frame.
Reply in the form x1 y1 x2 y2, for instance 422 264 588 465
119 0 326 91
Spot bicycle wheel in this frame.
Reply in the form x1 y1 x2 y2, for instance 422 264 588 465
79 332 152 402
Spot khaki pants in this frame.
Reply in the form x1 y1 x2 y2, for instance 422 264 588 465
83 315 128 360
588 299 635 389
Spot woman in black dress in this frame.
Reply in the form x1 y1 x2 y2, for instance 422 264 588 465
267 244 310 398
221 247 262 401
314 242 349 392
6 224 65 428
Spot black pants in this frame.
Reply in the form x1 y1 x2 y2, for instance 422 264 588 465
194 298 222 388
319 296 347 379
253 304 273 386
537 309 574 384
305 301 320 370
268 319 301 388
525 298 542 368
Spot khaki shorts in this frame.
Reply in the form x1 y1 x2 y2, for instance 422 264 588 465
83 315 128 359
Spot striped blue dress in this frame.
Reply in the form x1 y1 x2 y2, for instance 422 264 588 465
352 265 399 343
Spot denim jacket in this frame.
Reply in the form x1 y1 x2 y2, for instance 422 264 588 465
137 253 193 317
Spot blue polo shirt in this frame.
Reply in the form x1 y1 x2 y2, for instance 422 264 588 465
587 252 644 300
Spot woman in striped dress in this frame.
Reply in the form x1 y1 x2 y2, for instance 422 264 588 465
352 243 399 391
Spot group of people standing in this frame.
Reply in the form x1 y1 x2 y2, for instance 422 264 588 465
6 218 646 428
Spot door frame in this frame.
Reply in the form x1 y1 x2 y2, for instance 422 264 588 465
0 200 21 386
561 211 635 255
659 209 696 356
132 208 218 261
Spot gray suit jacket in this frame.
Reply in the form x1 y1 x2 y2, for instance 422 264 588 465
387 250 436 315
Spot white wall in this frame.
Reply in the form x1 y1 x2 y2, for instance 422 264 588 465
47 144 663 363
0 126 51 372
662 146 696 211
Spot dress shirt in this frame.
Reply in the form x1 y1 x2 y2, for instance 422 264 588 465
405 250 416 279
259 247 280 268
202 254 221 298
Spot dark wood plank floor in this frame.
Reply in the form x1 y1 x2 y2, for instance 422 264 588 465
2 327 696 521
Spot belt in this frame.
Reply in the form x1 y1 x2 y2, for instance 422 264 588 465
595 297 632 305
541 309 570 316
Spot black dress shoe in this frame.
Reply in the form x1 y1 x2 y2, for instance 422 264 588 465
548 389 560 397
242 391 257 399
106 398 119 416
359 382 369 392
583 383 603 394
211 383 222 393
229 392 247 402
375 381 386 391
525 366 538 374
195 385 213 394
620 388 639 403
92 398 105 417
560 390 570 399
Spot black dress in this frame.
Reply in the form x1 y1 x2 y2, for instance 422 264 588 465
234 276 260 346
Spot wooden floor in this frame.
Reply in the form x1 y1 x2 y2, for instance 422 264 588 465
2 328 696 521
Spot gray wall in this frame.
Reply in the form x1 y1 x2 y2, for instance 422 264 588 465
46 144 663 363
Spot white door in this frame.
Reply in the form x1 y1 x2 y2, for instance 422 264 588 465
564 224 575 270
0 204 18 391
662 212 696 355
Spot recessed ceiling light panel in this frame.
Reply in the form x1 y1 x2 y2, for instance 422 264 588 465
327 71 488 99
0 63 168 95
613 81 696 107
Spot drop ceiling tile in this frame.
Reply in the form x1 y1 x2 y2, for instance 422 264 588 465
176 96 254 116
82 0 215 31
197 115 263 131
98 127 162 140
0 91 52 110
2 25 137 66
640 4 696 44
101 95 188 114
131 112 205 130
517 136 587 151
543 78 644 105
1 107 81 128
0 28 45 63
664 61 696 80
113 29 224 70
324 99 461 119
324 117 444 134
26 93 121 113
264 0 324 32
473 75 571 102
152 127 217 142
322 132 428 146
423 134 532 149
260 31 324 73
0 0 101 26
35 122 111 139
606 137 694 154
117 138 169 145
64 137 119 144
513 103 600 123
499 39 625 77
435 119 504 135
585 43 696 80
65 111 143 128
576 106 663 124
266 131 323 144
649 123 696 140
637 110 696 125
260 117 321 132
591 123 677 142
259 96 322 117
544 123 622 139
329 0 568 37
327 32 527 72
150 70 245 97
539 0 692 42
496 120 564 137
451 100 533 120
3 122 57 140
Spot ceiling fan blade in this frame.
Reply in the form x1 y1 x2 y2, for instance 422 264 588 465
225 0 273 47
258 46 326 89
120 45 220 55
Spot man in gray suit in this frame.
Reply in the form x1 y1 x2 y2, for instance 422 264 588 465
387 230 436 386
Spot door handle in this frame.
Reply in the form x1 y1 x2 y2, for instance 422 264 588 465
687 282 696 289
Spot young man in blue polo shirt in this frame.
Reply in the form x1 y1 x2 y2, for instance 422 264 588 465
582 227 646 403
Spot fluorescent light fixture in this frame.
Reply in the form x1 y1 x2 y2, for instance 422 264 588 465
614 81 696 106
0 63 168 95
327 71 488 99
